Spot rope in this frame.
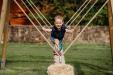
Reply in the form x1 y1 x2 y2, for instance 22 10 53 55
64 0 109 54
67 0 92 26
29 0 52 27
65 0 89 26
13 0 60 56
21 0 49 35
26 0 49 28
72 0 98 31
21 0 42 28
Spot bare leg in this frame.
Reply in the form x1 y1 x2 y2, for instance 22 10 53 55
54 39 61 64
53 39 65 64
60 50 65 64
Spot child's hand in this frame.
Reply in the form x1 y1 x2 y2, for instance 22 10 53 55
42 27 52 32
42 27 46 31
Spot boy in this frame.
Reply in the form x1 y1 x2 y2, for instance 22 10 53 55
42 15 74 64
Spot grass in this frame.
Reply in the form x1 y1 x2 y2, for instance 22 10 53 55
0 42 113 75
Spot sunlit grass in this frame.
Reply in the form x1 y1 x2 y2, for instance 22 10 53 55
0 43 113 75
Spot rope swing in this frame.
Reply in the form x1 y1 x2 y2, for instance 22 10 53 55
13 0 109 62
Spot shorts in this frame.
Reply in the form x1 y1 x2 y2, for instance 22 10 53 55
50 37 63 51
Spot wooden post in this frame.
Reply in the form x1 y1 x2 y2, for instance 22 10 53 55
108 0 113 62
0 0 9 69
1 24 9 69
0 0 9 43
110 0 113 14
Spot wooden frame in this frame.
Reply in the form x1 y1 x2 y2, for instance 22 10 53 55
108 0 113 62
0 0 9 69
0 0 113 69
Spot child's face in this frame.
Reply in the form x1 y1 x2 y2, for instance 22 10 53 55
54 19 63 29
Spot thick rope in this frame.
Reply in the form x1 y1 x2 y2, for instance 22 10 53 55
64 0 109 54
21 0 49 36
29 0 52 27
65 0 89 26
13 0 60 56
72 0 98 31
21 0 43 28
67 0 92 26
26 0 49 28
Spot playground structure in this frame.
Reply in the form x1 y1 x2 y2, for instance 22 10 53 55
0 0 113 75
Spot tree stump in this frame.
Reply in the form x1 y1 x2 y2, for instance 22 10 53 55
47 64 74 75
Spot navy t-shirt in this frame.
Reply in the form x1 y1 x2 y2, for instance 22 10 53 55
51 24 66 40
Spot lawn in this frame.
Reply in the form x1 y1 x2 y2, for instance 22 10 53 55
0 43 113 75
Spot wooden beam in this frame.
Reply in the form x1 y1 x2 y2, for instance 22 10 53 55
1 24 9 69
0 0 9 69
110 0 113 14
108 0 113 62
0 0 8 43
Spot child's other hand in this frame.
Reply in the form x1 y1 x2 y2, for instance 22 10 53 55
71 29 74 32
66 29 74 33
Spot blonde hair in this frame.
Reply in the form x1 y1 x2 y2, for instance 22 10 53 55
54 15 63 21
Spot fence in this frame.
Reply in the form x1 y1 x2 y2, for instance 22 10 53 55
3 25 110 44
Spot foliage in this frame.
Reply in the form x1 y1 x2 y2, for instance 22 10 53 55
27 0 108 25
0 43 112 75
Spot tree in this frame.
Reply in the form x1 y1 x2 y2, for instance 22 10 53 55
27 0 108 25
